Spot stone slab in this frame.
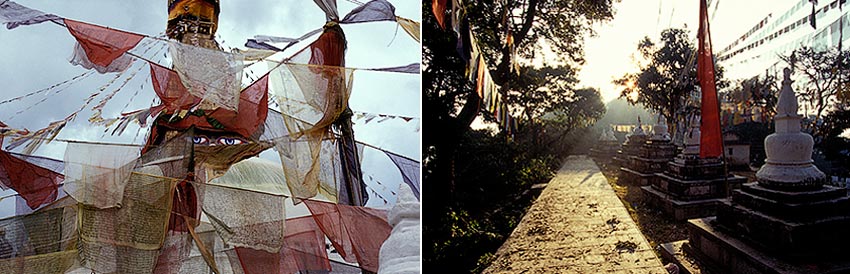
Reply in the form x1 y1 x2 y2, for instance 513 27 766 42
653 173 746 202
687 217 850 274
620 167 657 186
659 240 701 274
641 186 725 221
714 199 850 257
483 155 666 274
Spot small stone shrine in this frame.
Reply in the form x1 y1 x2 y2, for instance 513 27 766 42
590 126 620 164
642 115 746 221
613 118 647 167
619 114 676 186
685 68 850 273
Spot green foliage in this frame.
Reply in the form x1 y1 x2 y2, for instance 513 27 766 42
819 106 850 174
423 1 616 272
424 129 557 273
506 65 579 121
615 28 729 121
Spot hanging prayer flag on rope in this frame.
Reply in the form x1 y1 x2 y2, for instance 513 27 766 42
63 141 140 209
810 0 819 29
697 0 722 158
78 167 176 274
64 19 144 68
233 215 332 274
168 40 244 111
203 183 286 253
396 16 420 43
367 62 420 74
0 206 78 274
70 41 136 73
267 25 355 203
385 151 420 200
304 199 391 273
432 0 448 29
147 63 269 141
0 149 62 209
340 0 396 24
246 2 413 52
314 0 340 22
0 0 60 29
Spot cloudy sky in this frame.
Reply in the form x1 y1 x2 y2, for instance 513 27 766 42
578 0 793 103
0 0 420 216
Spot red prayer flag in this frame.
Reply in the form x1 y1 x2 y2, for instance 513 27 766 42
168 173 199 232
304 200 391 273
0 150 62 209
697 0 722 158
148 62 269 138
432 0 448 29
64 19 143 67
234 216 331 274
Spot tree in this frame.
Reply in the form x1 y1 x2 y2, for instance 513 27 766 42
423 0 615 198
423 1 615 272
724 73 779 121
506 65 579 123
615 28 728 122
780 46 850 138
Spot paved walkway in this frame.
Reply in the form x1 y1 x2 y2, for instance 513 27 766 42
483 155 666 274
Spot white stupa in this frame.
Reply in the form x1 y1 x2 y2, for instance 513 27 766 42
632 116 646 137
650 114 671 142
682 115 701 156
377 183 421 274
600 126 617 142
756 68 826 187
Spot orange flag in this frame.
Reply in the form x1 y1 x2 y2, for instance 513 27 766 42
432 0 447 29
698 0 722 158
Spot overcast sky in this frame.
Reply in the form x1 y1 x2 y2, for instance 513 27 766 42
578 0 795 103
0 0 421 215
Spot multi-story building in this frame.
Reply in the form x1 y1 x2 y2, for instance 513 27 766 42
718 0 849 79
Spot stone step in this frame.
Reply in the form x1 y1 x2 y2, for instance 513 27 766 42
714 200 850 257
659 240 701 274
641 186 724 221
730 188 850 220
687 217 850 273
665 161 726 181
739 182 848 204
653 173 745 201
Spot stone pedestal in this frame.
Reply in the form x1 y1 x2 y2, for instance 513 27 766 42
614 134 645 168
590 127 621 165
621 140 677 186
685 68 850 273
641 113 745 221
642 155 746 221
620 115 676 186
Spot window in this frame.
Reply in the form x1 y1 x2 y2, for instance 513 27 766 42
728 148 734 155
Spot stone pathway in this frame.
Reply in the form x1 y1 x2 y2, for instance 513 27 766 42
483 155 667 274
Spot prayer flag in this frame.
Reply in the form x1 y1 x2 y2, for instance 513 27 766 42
304 200 391 273
64 19 143 68
0 0 60 29
697 0 722 158
432 0 447 29
0 149 62 209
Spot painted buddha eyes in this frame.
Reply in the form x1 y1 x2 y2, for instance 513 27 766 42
217 137 245 145
192 136 247 146
193 136 209 145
